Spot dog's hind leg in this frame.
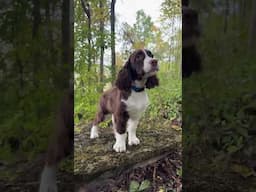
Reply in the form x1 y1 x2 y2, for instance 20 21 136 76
90 107 105 139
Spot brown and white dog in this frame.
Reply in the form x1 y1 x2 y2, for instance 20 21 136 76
90 49 159 152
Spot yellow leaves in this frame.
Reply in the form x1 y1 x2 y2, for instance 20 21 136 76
151 25 158 32
116 52 124 68
133 42 145 50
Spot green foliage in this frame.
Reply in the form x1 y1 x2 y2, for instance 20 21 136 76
120 10 156 51
75 1 182 127
75 64 103 124
0 1 68 161
129 180 151 192
145 69 181 121
160 0 181 17
183 4 256 178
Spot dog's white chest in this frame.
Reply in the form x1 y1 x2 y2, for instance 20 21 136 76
122 91 149 119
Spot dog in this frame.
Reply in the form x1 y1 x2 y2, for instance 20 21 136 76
90 49 159 152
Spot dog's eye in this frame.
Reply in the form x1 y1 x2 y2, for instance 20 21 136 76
136 54 143 59
145 50 154 58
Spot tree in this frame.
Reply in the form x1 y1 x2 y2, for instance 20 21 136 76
120 10 155 51
110 0 116 82
81 0 92 71
99 0 104 83
62 0 72 85
160 0 182 74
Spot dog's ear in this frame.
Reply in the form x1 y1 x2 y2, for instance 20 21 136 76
115 61 132 91
145 75 159 89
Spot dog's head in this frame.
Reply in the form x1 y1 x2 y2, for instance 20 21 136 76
115 49 159 91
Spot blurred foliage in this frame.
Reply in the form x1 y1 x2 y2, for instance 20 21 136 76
144 70 181 122
183 0 256 180
0 1 71 161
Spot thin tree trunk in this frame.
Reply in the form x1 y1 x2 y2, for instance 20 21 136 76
70 0 74 69
99 0 104 84
81 0 92 71
61 0 72 87
62 0 71 64
110 0 116 83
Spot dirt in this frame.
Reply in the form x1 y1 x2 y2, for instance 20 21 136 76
78 150 182 192
74 117 182 180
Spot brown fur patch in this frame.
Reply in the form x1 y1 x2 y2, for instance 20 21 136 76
93 87 131 134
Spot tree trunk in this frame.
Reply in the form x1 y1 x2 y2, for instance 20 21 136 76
248 0 256 51
81 0 92 71
99 0 104 84
62 0 72 83
110 0 116 83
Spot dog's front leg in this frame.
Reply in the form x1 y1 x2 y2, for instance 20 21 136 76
127 119 140 146
112 115 127 152
113 132 127 152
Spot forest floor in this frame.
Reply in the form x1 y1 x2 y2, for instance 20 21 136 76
0 115 182 192
74 115 182 191
1 114 256 192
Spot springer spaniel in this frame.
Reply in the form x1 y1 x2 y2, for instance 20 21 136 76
90 49 159 152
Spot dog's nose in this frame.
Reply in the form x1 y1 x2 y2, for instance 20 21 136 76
151 59 158 67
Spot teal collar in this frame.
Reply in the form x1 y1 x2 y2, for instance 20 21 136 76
131 85 145 92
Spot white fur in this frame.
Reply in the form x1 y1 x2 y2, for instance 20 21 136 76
122 90 149 147
113 132 127 152
112 115 126 152
90 125 99 139
39 166 57 192
122 90 149 119
127 119 140 146
143 49 154 73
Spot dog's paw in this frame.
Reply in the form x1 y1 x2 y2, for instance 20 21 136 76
39 166 57 192
113 141 126 152
128 137 140 146
90 125 99 139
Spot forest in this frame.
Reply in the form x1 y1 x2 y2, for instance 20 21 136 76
0 0 182 191
1 0 255 191
74 0 182 191
74 0 181 125
183 0 256 191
